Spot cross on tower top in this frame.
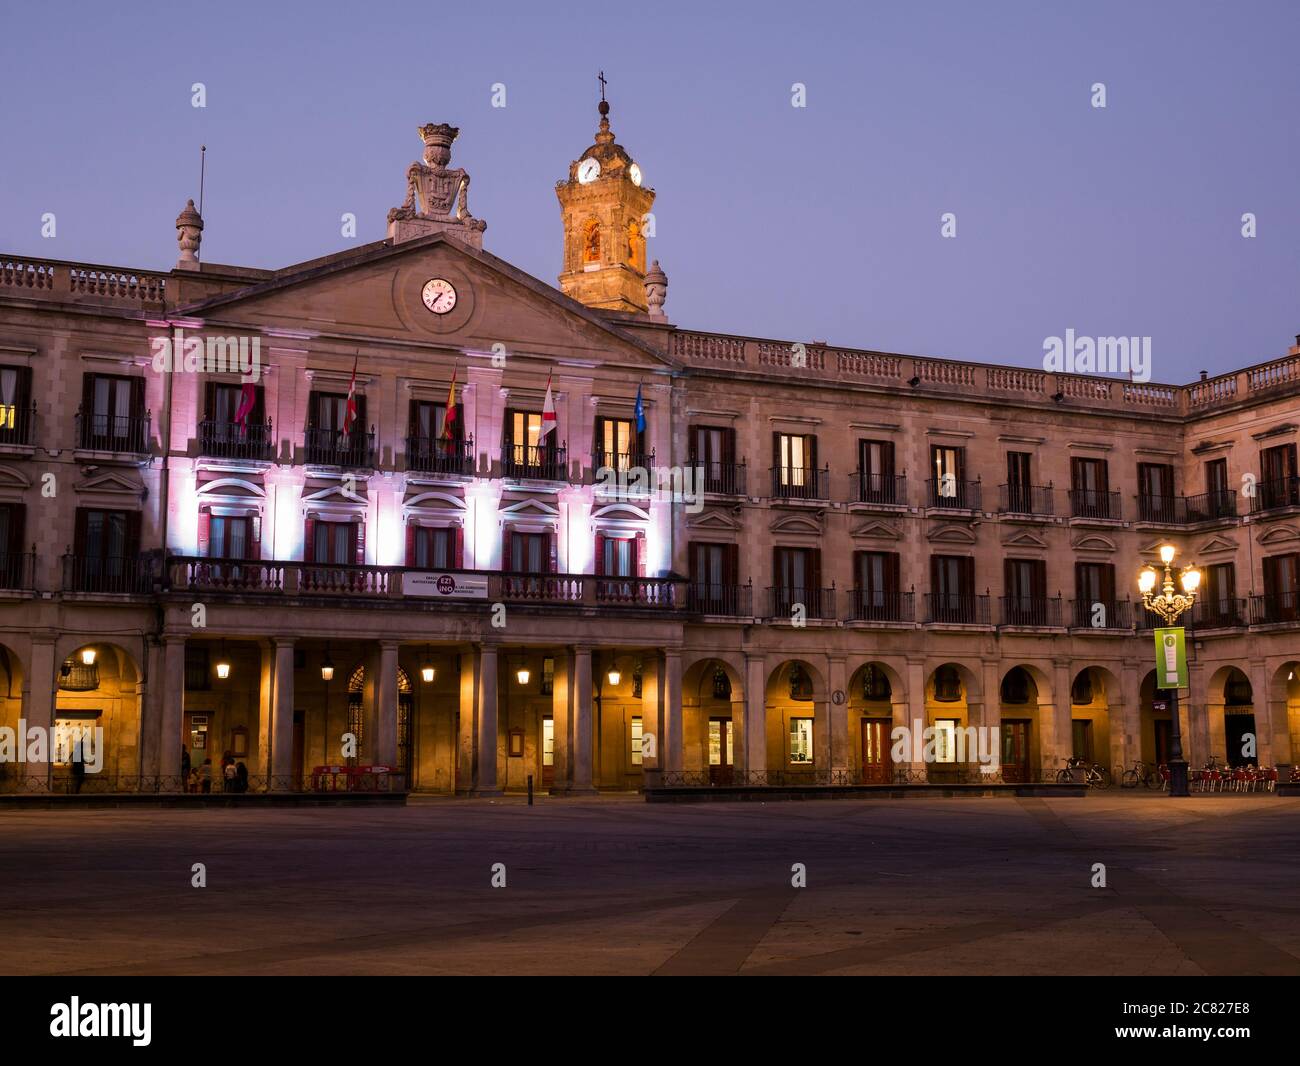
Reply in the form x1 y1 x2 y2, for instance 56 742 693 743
597 70 607 102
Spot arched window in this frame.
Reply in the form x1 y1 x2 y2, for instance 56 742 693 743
1001 667 1031 705
862 664 892 701
1071 669 1094 706
789 663 814 701
934 665 962 702
712 666 732 700
58 658 100 691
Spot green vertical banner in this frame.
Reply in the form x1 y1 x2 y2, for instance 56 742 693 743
1154 627 1188 689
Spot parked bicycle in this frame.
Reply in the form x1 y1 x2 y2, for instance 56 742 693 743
1057 757 1110 788
1120 760 1163 789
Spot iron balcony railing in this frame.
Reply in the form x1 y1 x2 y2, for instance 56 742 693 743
851 471 908 506
75 408 151 454
0 550 35 590
1188 597 1249 629
1183 490 1238 522
690 458 747 496
925 592 991 624
304 425 375 468
1251 591 1300 625
406 434 474 476
503 442 568 481
1069 488 1122 521
848 588 914 622
998 483 1054 516
769 465 830 501
592 448 654 474
0 404 37 447
63 553 155 594
1252 476 1300 513
199 418 275 461
686 581 753 616
999 595 1063 627
766 585 836 620
926 478 982 510
1068 598 1133 629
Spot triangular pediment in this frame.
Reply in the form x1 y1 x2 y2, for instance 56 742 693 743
1196 534 1238 555
850 519 902 541
1001 528 1049 550
688 507 743 532
770 511 824 535
1257 523 1300 546
1072 533 1117 552
74 468 141 496
926 523 977 545
176 234 677 372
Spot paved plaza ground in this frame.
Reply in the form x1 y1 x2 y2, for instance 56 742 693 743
1 793 1297 976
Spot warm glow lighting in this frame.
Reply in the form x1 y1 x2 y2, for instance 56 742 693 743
1159 544 1176 565
80 647 96 666
607 669 621 686
216 660 231 680
516 667 531 685
1180 567 1201 594
421 664 435 683
1138 568 1157 595
321 652 335 682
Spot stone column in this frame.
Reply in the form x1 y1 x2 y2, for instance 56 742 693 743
570 645 596 793
458 646 478 794
257 640 274 780
906 659 927 775
1249 661 1279 769
160 637 186 787
661 648 683 774
1050 659 1072 772
1120 660 1141 767
472 644 501 795
827 655 848 779
25 632 57 790
744 654 767 781
374 641 400 769
549 648 571 794
981 659 1002 773
269 638 295 789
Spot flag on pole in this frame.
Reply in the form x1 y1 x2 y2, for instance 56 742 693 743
539 371 557 440
233 380 257 430
441 367 458 452
341 356 358 436
634 382 645 433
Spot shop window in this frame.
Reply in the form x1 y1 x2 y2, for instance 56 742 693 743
789 718 814 764
933 719 959 763
631 717 643 766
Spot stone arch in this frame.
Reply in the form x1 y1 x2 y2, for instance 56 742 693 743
921 661 982 781
0 642 25 787
582 217 601 264
996 664 1053 781
765 659 828 779
682 656 745 779
847 659 906 783
1204 665 1255 768
1269 662 1300 767
1068 664 1123 776
54 641 144 785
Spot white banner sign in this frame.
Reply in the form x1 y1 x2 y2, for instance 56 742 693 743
402 572 489 600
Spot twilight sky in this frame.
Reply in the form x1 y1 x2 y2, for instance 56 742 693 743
1 0 1297 380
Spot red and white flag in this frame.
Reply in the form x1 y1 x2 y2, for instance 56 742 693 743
539 371 557 440
341 356 358 435
233 380 257 430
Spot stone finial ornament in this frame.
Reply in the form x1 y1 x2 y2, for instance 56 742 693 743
388 122 487 247
645 259 667 318
175 199 203 270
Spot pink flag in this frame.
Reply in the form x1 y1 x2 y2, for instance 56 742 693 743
539 371 556 440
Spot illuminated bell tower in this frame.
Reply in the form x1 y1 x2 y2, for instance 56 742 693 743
556 86 655 313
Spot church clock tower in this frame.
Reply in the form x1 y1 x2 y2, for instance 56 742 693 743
556 84 655 313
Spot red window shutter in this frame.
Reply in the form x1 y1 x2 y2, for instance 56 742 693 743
771 431 782 471
1101 564 1115 603
810 548 822 593
454 524 464 568
807 435 818 472
405 522 416 567
354 521 366 566
303 517 316 563
723 427 736 464
502 527 512 571
197 510 211 557
249 513 261 561
635 531 646 576
594 532 605 575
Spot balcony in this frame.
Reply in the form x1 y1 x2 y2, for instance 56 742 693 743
63 554 155 594
1250 591 1300 626
766 585 836 620
199 419 275 462
687 581 753 616
304 425 375 468
595 575 681 608
850 472 908 507
1068 599 1133 630
1068 488 1122 521
0 551 35 591
997 483 1054 517
593 448 654 474
593 448 656 495
999 595 1063 628
75 409 151 456
769 466 830 501
1136 491 1237 525
406 434 474 476
848 589 914 622
691 458 747 496
0 404 37 449
1252 477 1300 515
503 443 568 481
1189 597 1248 629
925 592 991 625
926 478 981 511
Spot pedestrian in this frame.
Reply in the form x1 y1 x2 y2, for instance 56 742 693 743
223 758 237 792
181 745 190 788
235 761 249 794
70 739 86 794
199 758 213 794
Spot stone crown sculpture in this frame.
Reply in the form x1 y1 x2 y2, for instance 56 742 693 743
388 122 486 247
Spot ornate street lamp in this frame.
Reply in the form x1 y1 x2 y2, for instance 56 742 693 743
1137 543 1201 797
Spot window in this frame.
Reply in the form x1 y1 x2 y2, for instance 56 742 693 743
81 374 145 451
1224 671 1252 707
773 432 818 496
1138 463 1175 522
407 398 465 472
1005 451 1033 512
774 547 822 616
542 718 555 767
307 390 368 464
53 713 100 765
1004 558 1047 624
506 530 551 574
630 716 644 766
861 664 892 701
857 439 897 502
789 718 814 764
1071 457 1112 518
185 646 211 691
1203 563 1236 622
0 366 32 442
72 508 142 591
930 445 966 506
712 667 732 699
933 719 959 763
709 719 735 766
1206 457 1228 497
541 657 554 696
0 502 27 588
504 409 558 477
930 555 975 621
934 665 962 702
1260 444 1299 509
600 535 636 577
207 515 250 559
855 550 900 619
595 416 641 470
409 526 454 569
410 399 457 444
788 663 814 701
689 541 737 612
691 425 738 493
310 521 357 565
1262 553 1299 622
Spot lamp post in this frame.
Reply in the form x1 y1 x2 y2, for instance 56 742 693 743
1137 544 1201 797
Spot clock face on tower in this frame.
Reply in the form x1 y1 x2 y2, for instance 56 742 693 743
628 163 642 187
577 158 601 184
421 278 457 314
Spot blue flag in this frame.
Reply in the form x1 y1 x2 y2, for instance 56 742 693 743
634 383 645 432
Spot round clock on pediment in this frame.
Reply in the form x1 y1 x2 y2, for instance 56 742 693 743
421 278 457 314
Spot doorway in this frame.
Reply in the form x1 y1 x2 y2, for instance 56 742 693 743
860 717 893 783
541 715 554 787
1001 720 1030 782
1225 713 1256 767
708 717 734 784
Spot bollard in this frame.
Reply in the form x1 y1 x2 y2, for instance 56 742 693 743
527 774 533 806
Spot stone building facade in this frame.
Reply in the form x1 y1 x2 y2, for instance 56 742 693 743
0 102 1297 794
